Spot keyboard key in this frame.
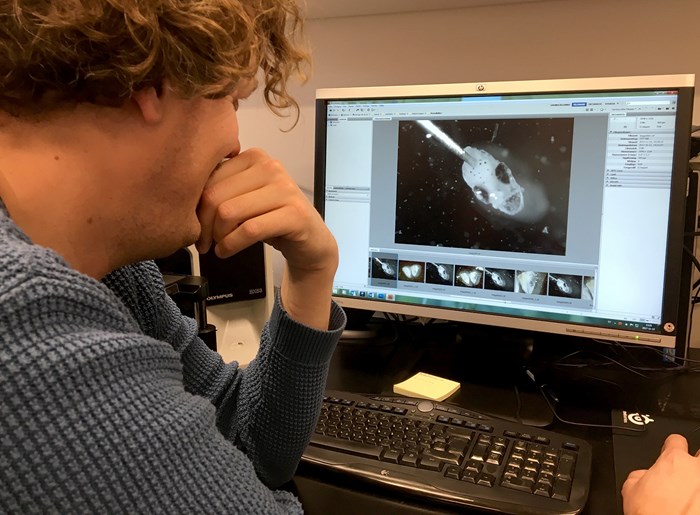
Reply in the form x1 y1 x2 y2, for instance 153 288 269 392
422 449 461 466
521 469 537 483
310 434 383 460
557 457 576 481
552 478 572 501
486 452 503 465
400 451 419 467
445 465 460 480
524 459 540 472
477 434 492 445
504 465 520 478
545 446 559 458
502 476 534 493
534 482 552 497
477 472 496 487
464 459 483 473
541 463 556 476
432 441 447 452
418 457 443 471
461 469 478 484
446 439 470 456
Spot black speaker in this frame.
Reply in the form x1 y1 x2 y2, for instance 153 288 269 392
198 242 267 306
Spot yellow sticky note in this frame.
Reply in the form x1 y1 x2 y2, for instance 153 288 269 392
393 372 460 402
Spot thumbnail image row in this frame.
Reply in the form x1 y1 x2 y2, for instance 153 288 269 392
370 257 594 300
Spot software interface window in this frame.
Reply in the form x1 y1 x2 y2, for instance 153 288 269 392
323 89 680 334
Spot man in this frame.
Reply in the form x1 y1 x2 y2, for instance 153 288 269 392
623 434 700 514
0 1 345 513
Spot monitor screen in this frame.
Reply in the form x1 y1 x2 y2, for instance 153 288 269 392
314 75 695 351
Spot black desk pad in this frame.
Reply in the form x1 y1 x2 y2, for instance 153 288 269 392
611 409 700 514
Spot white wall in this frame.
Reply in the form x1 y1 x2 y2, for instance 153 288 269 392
238 0 699 191
236 0 700 344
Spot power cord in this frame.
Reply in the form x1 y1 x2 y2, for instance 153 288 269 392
513 384 523 425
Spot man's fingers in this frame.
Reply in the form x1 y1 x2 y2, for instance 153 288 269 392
626 469 647 482
622 469 646 498
196 149 276 254
210 184 284 243
662 434 689 454
214 205 303 259
204 148 270 189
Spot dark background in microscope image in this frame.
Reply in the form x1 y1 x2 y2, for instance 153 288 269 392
394 118 574 255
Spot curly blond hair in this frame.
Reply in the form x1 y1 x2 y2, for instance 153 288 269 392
0 0 309 116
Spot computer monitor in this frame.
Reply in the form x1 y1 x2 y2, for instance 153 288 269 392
314 74 696 357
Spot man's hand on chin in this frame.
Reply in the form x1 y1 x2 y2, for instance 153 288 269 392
195 148 338 330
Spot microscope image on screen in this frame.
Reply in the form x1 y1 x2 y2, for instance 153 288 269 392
548 273 583 299
395 118 574 255
399 260 425 282
515 270 548 295
582 275 595 300
484 268 516 292
454 265 484 288
426 262 455 286
370 255 398 280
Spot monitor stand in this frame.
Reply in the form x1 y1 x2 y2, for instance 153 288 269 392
333 313 553 427
454 382 553 428
339 308 390 344
422 323 554 428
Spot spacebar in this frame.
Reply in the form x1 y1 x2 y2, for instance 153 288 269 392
310 434 384 460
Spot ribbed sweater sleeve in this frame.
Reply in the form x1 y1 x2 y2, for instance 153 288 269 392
103 260 346 487
0 203 346 514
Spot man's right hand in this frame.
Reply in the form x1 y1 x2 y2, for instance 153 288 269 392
196 148 338 330
622 433 700 514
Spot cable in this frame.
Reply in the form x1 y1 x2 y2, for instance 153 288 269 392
524 369 648 433
537 383 647 433
684 245 700 289
549 346 655 378
553 349 589 365
588 352 650 379
584 338 695 372
686 281 700 358
513 384 523 425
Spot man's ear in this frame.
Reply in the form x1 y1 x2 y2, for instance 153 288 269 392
131 86 164 125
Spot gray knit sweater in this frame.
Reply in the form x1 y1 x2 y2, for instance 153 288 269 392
0 201 345 513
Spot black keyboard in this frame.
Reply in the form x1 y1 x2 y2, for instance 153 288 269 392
302 390 592 515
